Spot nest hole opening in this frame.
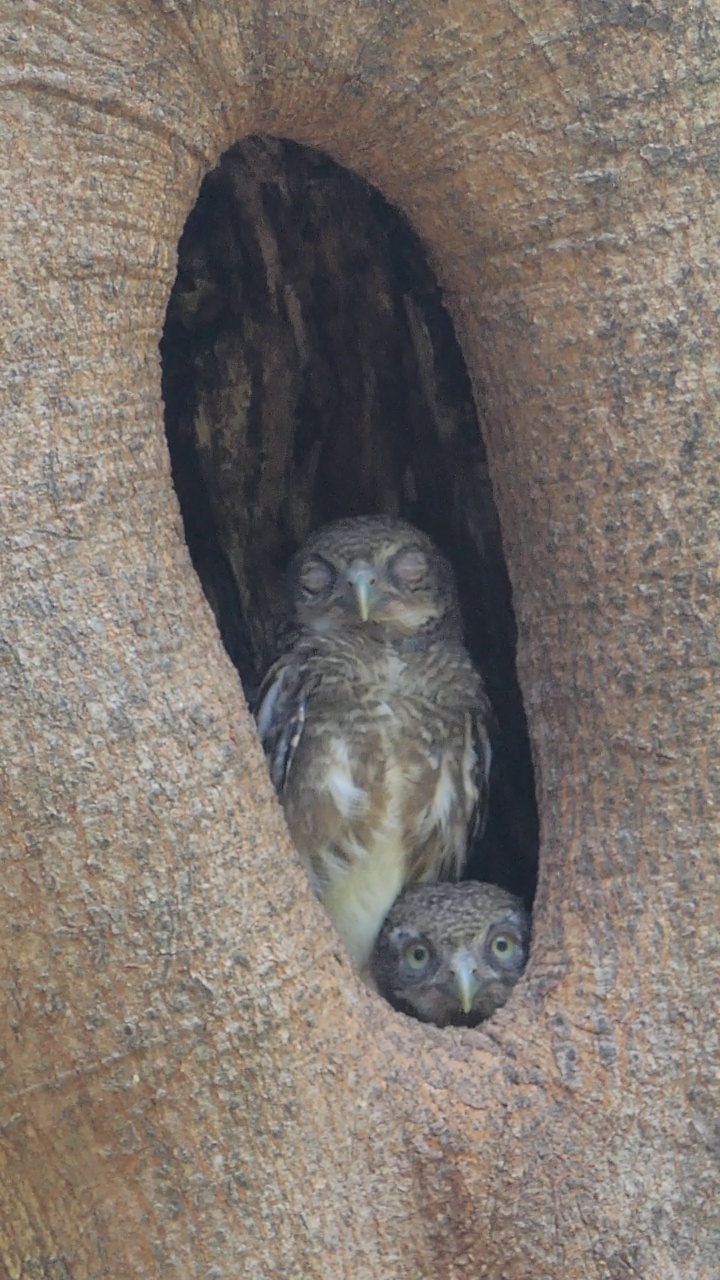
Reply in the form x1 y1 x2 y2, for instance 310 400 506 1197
161 135 538 907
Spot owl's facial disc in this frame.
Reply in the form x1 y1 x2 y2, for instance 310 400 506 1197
344 556 443 632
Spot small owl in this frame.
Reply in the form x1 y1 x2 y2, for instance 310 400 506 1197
255 515 492 967
371 881 529 1026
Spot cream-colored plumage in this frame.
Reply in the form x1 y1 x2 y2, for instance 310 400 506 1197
255 515 492 967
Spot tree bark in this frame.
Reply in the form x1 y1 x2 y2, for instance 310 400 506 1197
1 2 718 1278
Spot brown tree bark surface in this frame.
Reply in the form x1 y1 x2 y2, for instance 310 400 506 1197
1 2 718 1277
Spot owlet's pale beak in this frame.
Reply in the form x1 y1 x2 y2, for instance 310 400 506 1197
347 564 381 622
451 952 482 1014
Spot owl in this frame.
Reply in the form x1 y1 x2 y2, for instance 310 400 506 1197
255 515 492 967
371 880 529 1026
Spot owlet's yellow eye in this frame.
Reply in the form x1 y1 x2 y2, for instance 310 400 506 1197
490 933 518 961
404 942 431 971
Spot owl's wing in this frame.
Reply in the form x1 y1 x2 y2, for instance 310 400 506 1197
467 699 493 847
254 654 319 793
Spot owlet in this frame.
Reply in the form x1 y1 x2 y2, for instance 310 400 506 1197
371 880 529 1026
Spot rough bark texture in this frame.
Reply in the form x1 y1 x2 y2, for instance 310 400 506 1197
1 2 718 1278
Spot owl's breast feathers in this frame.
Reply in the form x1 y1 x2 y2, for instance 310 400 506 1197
256 630 491 965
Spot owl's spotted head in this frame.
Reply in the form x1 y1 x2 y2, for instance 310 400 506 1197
371 881 529 1027
288 515 462 642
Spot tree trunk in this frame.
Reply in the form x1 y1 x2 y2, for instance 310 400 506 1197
1 2 717 1277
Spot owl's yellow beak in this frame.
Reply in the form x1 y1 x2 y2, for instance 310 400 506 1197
349 566 380 622
451 953 481 1015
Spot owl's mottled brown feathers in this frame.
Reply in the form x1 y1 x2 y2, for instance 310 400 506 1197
256 515 492 967
371 880 529 1026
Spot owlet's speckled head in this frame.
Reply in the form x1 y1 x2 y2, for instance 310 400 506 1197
286 515 463 645
371 881 529 1027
